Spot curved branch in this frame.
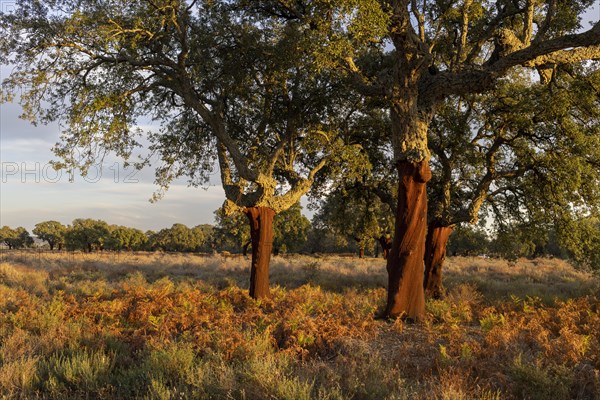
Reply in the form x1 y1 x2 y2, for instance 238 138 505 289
424 22 600 103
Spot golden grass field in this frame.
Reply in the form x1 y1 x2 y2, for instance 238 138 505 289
0 251 598 399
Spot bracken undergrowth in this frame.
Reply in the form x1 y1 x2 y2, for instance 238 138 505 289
0 251 598 399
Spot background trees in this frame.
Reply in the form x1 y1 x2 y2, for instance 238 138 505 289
32 221 67 251
0 0 368 299
213 203 311 255
148 224 204 252
64 219 111 253
313 186 393 258
0 226 33 249
105 226 148 252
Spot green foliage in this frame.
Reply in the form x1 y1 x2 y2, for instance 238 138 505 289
37 350 115 395
33 221 67 250
213 208 250 253
447 225 489 257
213 203 311 254
273 203 311 254
64 219 110 252
556 217 600 270
509 354 574 400
105 225 148 251
148 223 204 252
0 0 371 218
488 227 536 261
0 226 33 249
313 186 393 256
304 228 354 254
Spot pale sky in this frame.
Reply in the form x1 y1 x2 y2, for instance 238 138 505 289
1 3 598 233
0 83 227 232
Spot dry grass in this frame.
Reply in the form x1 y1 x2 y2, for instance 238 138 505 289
0 251 598 399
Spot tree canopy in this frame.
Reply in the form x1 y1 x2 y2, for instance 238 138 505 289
0 226 33 249
33 221 67 251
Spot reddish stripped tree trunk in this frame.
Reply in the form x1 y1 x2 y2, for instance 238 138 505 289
244 206 275 299
424 223 454 299
383 160 431 320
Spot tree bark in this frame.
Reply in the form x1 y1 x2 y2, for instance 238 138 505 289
424 222 454 299
354 237 365 258
378 235 392 259
383 160 431 320
242 240 251 257
244 206 276 299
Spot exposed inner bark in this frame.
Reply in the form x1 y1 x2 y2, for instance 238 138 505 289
383 160 431 320
424 222 454 299
244 206 276 299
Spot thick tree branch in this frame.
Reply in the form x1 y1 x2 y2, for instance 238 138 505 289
424 22 600 103
344 57 388 97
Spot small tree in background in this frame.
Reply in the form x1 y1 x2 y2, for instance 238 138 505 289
213 209 250 254
33 221 67 250
65 219 111 252
314 186 393 258
150 224 204 252
105 226 148 251
0 226 18 249
447 225 490 257
0 226 33 249
272 203 311 255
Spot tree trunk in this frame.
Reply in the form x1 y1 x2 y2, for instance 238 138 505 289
242 240 251 257
354 237 365 258
383 160 431 320
244 206 276 299
49 242 55 251
378 236 392 259
424 222 454 299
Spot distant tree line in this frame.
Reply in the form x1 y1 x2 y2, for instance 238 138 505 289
448 219 600 270
2 207 597 270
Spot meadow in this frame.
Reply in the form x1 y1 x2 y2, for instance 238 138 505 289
0 251 598 399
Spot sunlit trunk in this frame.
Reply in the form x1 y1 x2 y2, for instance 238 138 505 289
244 206 275 299
424 222 454 299
383 160 431 320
